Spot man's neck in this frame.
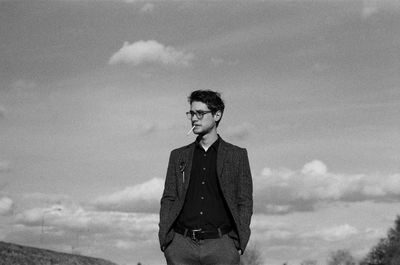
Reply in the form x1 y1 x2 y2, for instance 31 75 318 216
198 130 218 150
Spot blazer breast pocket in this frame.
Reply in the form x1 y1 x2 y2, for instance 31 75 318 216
175 168 185 199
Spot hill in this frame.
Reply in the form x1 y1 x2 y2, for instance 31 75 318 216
0 241 119 265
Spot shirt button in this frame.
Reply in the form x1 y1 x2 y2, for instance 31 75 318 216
201 196 204 200
203 167 206 171
204 154 207 157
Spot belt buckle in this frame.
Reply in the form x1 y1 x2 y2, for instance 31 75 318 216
191 229 202 242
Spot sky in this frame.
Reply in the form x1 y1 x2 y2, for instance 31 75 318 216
0 1 400 264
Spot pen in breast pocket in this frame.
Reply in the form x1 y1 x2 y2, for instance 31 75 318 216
179 162 186 183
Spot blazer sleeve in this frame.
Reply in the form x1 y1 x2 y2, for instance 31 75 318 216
237 148 253 251
158 150 178 250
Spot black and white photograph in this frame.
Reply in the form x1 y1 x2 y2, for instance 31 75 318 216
1 1 400 265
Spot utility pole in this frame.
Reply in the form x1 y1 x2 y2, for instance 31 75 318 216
40 207 62 244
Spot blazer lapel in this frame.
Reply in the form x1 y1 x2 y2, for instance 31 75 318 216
217 138 228 184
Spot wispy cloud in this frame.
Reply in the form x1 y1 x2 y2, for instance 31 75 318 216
12 202 158 256
109 40 194 67
16 205 65 227
11 79 37 91
15 204 153 233
210 57 239 67
140 3 154 13
224 122 255 141
362 0 400 18
93 178 163 212
305 224 359 242
14 203 157 234
0 197 13 216
362 2 378 18
255 160 400 214
251 215 362 245
20 193 73 209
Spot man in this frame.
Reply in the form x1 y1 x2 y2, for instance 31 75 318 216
159 90 253 265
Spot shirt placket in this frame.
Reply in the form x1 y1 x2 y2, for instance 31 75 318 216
199 149 207 224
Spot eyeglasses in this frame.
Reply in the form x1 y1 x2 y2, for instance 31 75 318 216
186 110 212 120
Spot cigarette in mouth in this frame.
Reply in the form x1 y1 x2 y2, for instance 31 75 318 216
187 125 195 135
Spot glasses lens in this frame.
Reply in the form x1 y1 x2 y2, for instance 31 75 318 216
186 111 211 119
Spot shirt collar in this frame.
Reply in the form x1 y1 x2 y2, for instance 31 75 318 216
195 135 220 152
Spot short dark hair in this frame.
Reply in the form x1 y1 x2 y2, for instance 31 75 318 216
188 89 225 126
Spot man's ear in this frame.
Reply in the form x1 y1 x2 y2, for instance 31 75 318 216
214 110 222 122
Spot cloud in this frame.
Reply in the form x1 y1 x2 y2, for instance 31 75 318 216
251 215 361 246
140 3 154 13
22 193 71 203
301 160 327 176
8 79 40 99
248 212 380 264
362 0 379 18
0 197 13 216
254 160 400 214
310 62 330 73
16 205 64 227
305 224 359 241
12 202 159 257
136 122 159 135
224 122 255 141
210 57 239 67
11 79 37 91
263 204 293 215
109 40 194 66
18 193 75 211
93 178 163 212
15 202 158 233
211 57 224 66
362 0 400 18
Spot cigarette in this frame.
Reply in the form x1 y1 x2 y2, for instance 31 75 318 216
187 125 195 135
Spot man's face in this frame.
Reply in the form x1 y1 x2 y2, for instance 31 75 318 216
190 101 220 135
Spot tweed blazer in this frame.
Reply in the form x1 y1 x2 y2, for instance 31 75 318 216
158 137 253 254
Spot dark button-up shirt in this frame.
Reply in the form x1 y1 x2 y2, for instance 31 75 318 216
176 137 233 230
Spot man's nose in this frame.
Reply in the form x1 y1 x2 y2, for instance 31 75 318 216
191 115 198 122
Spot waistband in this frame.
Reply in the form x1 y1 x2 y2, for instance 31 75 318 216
174 225 231 241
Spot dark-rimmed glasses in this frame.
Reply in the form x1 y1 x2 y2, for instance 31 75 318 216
186 110 212 120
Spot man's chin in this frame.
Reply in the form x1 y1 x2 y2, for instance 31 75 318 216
193 128 204 135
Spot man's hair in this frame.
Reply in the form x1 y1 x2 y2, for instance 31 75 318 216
188 89 225 126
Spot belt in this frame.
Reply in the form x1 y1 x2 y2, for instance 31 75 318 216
174 226 231 241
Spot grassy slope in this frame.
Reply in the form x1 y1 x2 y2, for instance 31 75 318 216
0 241 119 265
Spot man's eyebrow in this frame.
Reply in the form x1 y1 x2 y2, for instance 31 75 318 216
192 109 209 112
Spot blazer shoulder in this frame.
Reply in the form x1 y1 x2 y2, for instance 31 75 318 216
221 139 247 153
170 142 194 156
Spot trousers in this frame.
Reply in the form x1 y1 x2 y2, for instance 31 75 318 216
164 232 240 265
